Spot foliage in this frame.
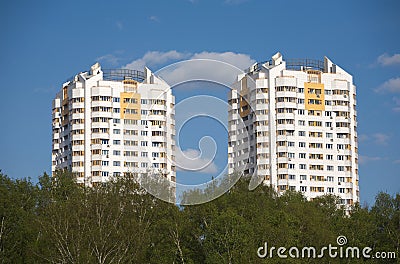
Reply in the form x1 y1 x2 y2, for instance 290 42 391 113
0 170 398 263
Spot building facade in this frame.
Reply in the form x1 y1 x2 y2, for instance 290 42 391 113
52 63 176 186
228 52 359 206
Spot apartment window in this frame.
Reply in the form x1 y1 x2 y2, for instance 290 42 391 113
141 152 148 157
101 139 109 145
102 161 109 166
325 90 332 95
325 122 332 127
288 152 295 158
141 141 148 147
141 162 148 168
300 175 307 181
327 176 334 182
300 186 307 192
338 177 345 182
299 164 306 169
338 188 345 193
297 99 304 104
298 120 305 126
326 133 333 138
141 120 148 125
289 175 296 180
102 171 109 177
288 164 295 169
113 161 121 166
326 154 333 160
326 144 333 149
113 108 120 113
141 131 148 136
141 110 148 115
337 155 344 160
298 131 306 136
298 88 304 93
338 166 345 171
299 153 306 159
113 129 120 134
327 165 334 171
337 144 344 150
113 118 120 124
113 140 121 145
288 141 295 147
325 100 332 106
325 111 332 117
299 142 306 148
113 150 121 156
112 97 120 102
298 109 305 115
153 163 160 168
327 187 334 193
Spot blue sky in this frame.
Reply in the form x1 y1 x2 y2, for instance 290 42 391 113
0 0 399 206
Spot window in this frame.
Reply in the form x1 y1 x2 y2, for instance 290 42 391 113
113 150 121 156
299 142 306 148
141 110 148 115
141 141 148 147
141 152 148 157
337 155 344 160
113 108 120 113
297 99 304 104
298 120 305 126
113 97 120 102
300 175 307 181
327 165 334 171
326 133 333 138
298 109 305 115
338 166 345 171
338 177 345 182
113 118 120 124
288 164 295 169
113 161 121 166
327 187 334 193
141 162 148 168
299 164 306 169
289 175 296 180
326 154 333 160
299 153 306 159
102 171 109 177
325 122 332 127
288 141 295 147
327 176 334 182
300 186 307 192
326 144 333 149
141 99 147 104
298 131 306 136
113 129 120 134
141 131 148 136
338 188 345 193
102 161 109 166
288 152 295 158
113 140 121 145
298 88 304 93
337 144 344 150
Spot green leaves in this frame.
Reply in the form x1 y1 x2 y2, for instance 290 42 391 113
0 170 398 263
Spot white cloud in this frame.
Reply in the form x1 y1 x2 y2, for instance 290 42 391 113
191 51 255 70
96 54 120 66
375 77 400 93
175 149 218 174
372 133 390 146
377 53 400 66
359 155 382 165
149 15 159 22
392 97 400 112
123 50 191 71
116 21 123 31
123 50 256 87
358 133 390 146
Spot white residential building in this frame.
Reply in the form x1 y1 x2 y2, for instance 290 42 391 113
52 63 176 186
228 52 359 206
